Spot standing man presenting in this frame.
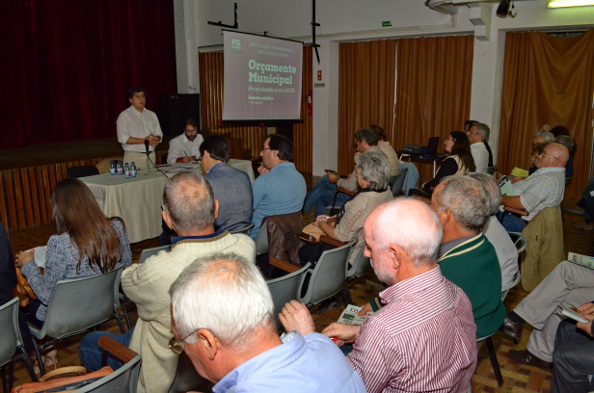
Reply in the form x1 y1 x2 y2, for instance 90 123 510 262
116 87 162 169
167 118 203 164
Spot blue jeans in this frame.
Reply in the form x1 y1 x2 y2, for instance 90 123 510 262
498 211 527 233
577 177 594 222
303 176 349 217
551 320 594 393
79 328 134 372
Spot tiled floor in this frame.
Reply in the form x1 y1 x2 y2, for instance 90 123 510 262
3 187 593 393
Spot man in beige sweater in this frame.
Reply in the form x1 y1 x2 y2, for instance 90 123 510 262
79 172 256 393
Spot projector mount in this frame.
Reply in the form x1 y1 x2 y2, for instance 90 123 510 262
311 0 321 64
207 3 238 29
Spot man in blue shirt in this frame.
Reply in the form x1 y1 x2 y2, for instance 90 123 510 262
250 135 306 239
169 253 366 393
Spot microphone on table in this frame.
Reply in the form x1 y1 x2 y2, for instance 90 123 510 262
143 138 169 181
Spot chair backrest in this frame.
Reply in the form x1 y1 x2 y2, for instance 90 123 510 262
298 242 354 306
139 245 171 264
33 268 122 340
266 263 311 327
0 298 19 367
230 223 254 236
255 221 269 256
67 165 99 178
345 245 370 280
74 354 141 393
391 167 408 197
508 232 527 254
265 212 303 264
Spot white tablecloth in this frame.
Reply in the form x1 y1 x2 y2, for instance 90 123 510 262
80 160 254 243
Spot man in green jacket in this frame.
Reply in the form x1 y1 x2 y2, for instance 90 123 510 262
431 175 506 338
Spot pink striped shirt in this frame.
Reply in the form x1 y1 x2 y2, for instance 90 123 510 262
348 266 477 393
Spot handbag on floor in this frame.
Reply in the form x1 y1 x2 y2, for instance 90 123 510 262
11 366 113 393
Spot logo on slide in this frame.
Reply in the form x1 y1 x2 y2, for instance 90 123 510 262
231 38 242 51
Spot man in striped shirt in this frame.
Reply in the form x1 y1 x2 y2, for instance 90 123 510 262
281 198 477 393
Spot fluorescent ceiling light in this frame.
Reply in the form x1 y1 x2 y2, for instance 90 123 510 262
548 0 594 8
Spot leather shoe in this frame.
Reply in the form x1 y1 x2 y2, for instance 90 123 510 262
500 316 523 342
508 349 552 371
573 222 594 231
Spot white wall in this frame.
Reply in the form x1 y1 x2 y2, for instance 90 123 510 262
175 0 594 174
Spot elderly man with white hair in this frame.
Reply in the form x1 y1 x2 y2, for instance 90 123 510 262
466 122 492 173
169 253 366 393
468 173 519 291
432 176 506 338
501 142 569 233
282 198 477 393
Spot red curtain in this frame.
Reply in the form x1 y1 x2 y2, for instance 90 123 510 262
0 0 177 148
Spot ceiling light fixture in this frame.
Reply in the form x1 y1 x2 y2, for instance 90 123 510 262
548 0 594 8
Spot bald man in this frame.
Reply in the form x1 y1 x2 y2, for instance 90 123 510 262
281 198 477 393
501 143 569 232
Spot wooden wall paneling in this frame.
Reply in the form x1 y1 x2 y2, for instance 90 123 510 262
27 167 41 226
0 172 8 228
33 166 47 225
4 171 18 230
41 165 53 223
19 168 35 228
11 169 25 231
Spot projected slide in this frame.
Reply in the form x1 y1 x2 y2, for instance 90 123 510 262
223 31 303 121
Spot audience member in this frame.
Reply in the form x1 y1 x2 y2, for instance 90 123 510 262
554 134 575 181
370 124 399 176
532 130 555 149
169 253 366 393
251 135 306 239
300 150 393 267
166 118 204 164
16 178 132 325
465 120 494 168
500 143 569 232
468 173 519 291
303 127 381 217
500 261 594 371
116 87 162 169
527 130 555 175
432 176 506 338
551 316 594 392
79 172 255 393
550 125 570 138
200 135 253 232
415 131 475 196
283 198 477 393
466 122 492 173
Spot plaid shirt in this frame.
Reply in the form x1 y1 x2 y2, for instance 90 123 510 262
513 167 565 221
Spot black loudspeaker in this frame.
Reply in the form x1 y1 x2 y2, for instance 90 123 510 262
157 94 200 137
